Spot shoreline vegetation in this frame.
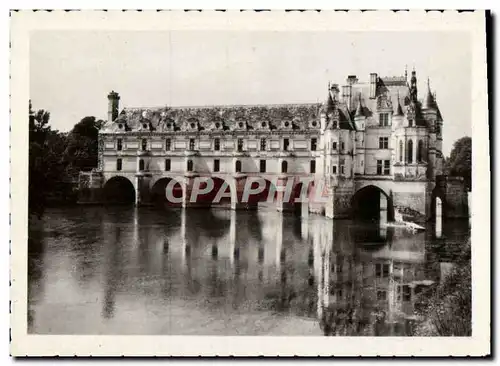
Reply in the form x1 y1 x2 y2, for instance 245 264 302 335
415 238 471 336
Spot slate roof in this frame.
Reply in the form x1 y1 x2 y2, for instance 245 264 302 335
101 103 323 133
101 73 442 134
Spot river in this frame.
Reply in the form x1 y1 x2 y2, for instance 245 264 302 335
28 205 470 336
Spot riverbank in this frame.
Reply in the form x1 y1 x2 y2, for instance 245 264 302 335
414 239 471 336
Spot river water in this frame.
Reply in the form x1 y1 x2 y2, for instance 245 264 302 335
28 206 470 336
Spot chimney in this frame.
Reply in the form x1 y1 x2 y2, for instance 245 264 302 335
347 75 358 85
107 91 120 123
330 83 340 102
342 85 352 110
369 73 377 99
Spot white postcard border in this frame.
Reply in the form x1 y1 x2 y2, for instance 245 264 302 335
10 10 490 357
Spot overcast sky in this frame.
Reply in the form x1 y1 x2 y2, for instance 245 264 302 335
30 30 471 155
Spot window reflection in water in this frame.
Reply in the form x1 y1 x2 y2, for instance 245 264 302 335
28 206 470 335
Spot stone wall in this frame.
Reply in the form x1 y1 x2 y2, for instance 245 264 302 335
326 179 354 219
391 180 429 223
445 177 469 218
77 171 104 204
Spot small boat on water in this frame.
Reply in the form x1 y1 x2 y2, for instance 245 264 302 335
382 221 425 232
383 209 426 232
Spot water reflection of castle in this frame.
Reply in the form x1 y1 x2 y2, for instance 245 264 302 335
100 207 459 335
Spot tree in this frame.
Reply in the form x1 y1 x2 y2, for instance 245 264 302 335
445 136 472 190
29 101 68 218
63 116 104 178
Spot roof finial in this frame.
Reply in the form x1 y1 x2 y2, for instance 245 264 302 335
404 65 408 81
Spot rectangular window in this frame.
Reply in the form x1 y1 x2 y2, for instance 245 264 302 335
165 139 171 151
189 138 195 151
260 138 266 151
214 138 220 151
377 263 390 278
332 165 337 174
340 165 345 175
165 159 171 171
117 139 123 151
403 285 411 301
283 138 290 151
237 138 243 152
377 160 383 175
141 139 148 151
213 159 220 172
383 263 390 277
379 113 389 126
332 141 337 150
311 138 317 151
116 158 122 171
341 141 345 151
310 160 316 173
384 160 391 175
377 290 387 301
379 137 389 149
260 160 266 173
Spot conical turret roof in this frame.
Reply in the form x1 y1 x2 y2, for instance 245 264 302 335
354 93 364 117
423 78 436 110
394 93 404 116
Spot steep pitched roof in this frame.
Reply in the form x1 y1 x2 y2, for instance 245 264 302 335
100 103 323 133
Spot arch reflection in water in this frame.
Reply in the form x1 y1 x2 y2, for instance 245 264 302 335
27 206 469 335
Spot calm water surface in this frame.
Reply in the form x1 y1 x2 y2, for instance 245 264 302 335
28 206 470 336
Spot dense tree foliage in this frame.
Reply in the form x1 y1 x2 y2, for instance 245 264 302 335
445 136 472 190
63 116 104 178
29 101 68 217
29 101 102 217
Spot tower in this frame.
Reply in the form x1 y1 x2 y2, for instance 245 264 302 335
409 69 418 102
107 91 120 123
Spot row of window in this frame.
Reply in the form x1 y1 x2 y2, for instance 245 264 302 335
379 113 417 128
326 165 345 175
327 141 344 151
116 138 318 152
116 159 317 174
398 139 426 163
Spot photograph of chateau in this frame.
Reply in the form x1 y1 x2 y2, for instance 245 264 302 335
80 69 468 224
16 12 485 356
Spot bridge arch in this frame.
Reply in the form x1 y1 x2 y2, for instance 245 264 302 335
103 176 136 204
352 185 394 222
150 177 185 207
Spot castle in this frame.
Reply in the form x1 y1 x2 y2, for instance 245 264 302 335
79 69 469 221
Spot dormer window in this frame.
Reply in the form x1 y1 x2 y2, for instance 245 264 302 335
118 124 123 129
379 113 389 126
143 123 148 129
238 122 244 128
190 122 196 129
261 122 266 128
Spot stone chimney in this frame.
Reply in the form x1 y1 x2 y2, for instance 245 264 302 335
369 73 377 99
107 91 120 123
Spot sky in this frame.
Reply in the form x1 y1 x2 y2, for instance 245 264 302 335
30 30 471 156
